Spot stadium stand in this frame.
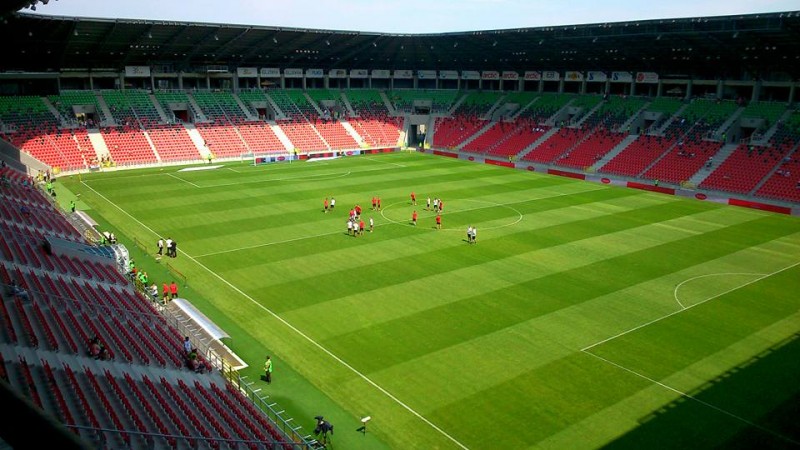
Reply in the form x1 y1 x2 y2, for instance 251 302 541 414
144 124 202 163
345 90 402 148
0 164 307 449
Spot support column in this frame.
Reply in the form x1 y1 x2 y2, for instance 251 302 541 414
716 79 723 99
751 80 761 103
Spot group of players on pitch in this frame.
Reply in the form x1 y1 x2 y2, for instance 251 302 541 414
323 192 474 242
410 191 444 230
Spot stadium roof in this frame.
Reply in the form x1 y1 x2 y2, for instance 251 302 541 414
2 11 800 79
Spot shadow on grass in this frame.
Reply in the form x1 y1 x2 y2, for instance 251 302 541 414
603 334 800 449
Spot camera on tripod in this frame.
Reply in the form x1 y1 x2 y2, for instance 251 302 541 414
314 415 334 437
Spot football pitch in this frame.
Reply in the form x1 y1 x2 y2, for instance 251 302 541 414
60 151 800 449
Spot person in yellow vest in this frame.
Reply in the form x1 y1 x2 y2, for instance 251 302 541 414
264 355 273 384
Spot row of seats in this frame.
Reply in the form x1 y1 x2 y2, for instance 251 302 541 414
0 166 298 448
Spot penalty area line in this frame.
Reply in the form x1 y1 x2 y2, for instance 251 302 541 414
166 172 201 188
582 350 800 446
582 260 800 352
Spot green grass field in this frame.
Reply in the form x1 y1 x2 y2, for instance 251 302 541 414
59 151 800 450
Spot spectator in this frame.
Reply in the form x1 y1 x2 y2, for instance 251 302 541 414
183 336 192 355
8 280 29 301
148 283 159 303
88 336 102 359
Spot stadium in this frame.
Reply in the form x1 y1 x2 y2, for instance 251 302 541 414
0 1 799 449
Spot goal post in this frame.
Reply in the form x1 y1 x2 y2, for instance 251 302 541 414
251 152 296 166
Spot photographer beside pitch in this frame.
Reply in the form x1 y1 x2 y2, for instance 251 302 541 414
314 415 334 445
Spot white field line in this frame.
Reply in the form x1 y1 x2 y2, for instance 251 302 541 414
197 162 409 189
201 170 352 188
582 261 800 352
582 350 800 446
166 172 201 188
379 198 524 232
672 272 765 309
79 179 471 450
362 156 406 168
194 222 395 258
195 190 584 258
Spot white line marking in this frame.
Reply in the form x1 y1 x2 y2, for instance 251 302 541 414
363 156 406 168
199 163 401 189
194 221 395 258
200 171 352 188
166 172 201 188
582 261 800 352
79 179 471 450
379 198 524 231
582 350 800 446
672 272 765 309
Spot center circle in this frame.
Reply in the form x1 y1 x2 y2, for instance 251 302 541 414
379 198 523 231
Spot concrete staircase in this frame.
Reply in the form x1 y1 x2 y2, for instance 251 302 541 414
141 129 162 163
232 93 259 121
230 125 252 153
485 95 510 121
185 94 210 123
340 121 364 146
544 99 576 127
303 93 325 117
86 129 110 158
340 92 357 117
446 93 469 116
687 142 739 186
573 101 605 128
182 123 210 157
42 97 71 128
269 122 295 152
653 103 689 135
615 102 651 133
712 107 745 141
590 134 638 171
94 94 116 127
516 127 559 160
262 92 288 120
148 93 171 123
455 120 496 151
751 108 794 146
509 96 541 121
379 91 398 116
750 143 800 195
